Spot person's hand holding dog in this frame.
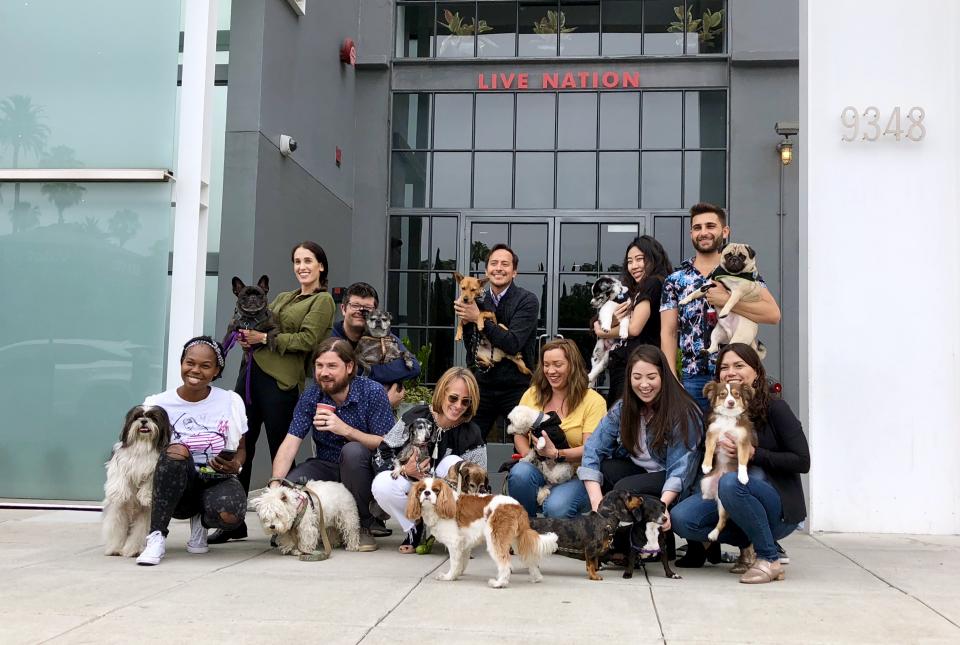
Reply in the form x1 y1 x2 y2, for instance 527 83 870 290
238 329 267 350
453 300 482 326
535 430 560 459
704 281 730 309
402 453 432 480
719 431 755 461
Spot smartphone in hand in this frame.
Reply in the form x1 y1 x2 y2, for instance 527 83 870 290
218 449 237 461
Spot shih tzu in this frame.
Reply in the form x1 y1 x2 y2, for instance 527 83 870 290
252 480 361 556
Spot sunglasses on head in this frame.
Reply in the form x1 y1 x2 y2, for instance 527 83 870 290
446 393 472 407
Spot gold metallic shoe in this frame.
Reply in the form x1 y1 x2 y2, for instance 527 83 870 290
739 558 784 584
729 544 756 574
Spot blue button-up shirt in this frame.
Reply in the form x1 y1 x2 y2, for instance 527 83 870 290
287 375 395 463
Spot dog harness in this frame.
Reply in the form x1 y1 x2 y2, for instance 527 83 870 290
709 266 759 282
267 477 333 559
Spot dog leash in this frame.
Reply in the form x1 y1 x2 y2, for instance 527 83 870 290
222 330 254 405
267 477 333 560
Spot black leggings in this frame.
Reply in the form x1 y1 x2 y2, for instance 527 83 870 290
600 458 667 498
149 451 247 536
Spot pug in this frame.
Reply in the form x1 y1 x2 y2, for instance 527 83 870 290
355 309 416 371
678 243 767 358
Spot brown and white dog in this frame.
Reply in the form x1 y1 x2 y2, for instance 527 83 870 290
453 272 533 376
700 382 757 542
444 461 492 495
406 477 558 588
453 272 497 341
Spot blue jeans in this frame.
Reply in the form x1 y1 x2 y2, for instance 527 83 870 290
670 472 798 562
682 373 713 413
507 461 590 518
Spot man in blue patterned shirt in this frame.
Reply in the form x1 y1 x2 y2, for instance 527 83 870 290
270 337 395 551
660 203 781 411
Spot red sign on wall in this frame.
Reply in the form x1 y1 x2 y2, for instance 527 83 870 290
477 71 640 90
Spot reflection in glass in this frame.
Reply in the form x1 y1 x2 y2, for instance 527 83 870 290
510 223 550 272
430 273 457 325
427 328 455 384
601 222 640 272
558 93 598 149
392 93 432 150
514 152 555 208
516 93 556 149
475 93 514 149
471 222 508 271
642 92 682 149
396 3 435 58
388 217 429 270
433 93 473 149
432 217 458 270
598 151 639 209
555 330 597 381
436 3 476 58
560 223 598 271
519 1 559 57
559 1 600 57
685 90 727 148
477 1 517 57
600 92 640 149
641 151 681 208
390 150 430 207
557 274 596 327
684 151 726 207
602 0 643 55
643 0 687 55
432 152 472 207
689 0 726 54
473 152 513 208
556 152 596 208
514 273 548 327
388 272 428 325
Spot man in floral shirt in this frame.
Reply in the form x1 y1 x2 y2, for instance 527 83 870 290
660 203 781 411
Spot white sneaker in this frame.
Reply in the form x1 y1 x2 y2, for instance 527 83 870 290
187 515 209 554
137 531 166 566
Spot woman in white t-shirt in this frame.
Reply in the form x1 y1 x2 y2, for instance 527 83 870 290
136 337 249 566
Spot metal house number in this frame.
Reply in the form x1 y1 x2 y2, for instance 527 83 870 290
841 106 926 142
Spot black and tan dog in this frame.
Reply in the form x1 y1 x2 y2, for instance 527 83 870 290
602 494 681 580
529 490 646 581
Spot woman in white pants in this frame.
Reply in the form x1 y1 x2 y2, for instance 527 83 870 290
371 367 486 553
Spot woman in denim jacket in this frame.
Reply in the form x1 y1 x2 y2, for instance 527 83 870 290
578 344 702 540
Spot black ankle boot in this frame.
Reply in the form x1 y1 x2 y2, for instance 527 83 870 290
676 540 707 567
208 523 247 544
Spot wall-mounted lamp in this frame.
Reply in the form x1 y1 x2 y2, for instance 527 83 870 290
775 121 799 167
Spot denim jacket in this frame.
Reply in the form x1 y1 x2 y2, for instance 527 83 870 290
577 401 701 498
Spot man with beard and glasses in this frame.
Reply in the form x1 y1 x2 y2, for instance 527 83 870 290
660 203 781 412
269 338 395 551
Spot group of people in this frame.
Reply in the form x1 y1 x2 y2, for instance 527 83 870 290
131 202 810 586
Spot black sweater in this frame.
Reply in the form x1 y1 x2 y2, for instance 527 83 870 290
462 283 539 387
752 399 810 524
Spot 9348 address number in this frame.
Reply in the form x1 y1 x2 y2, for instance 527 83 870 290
841 106 925 142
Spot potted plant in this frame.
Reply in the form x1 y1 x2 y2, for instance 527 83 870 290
667 5 725 53
398 338 433 417
436 9 491 57
530 10 576 54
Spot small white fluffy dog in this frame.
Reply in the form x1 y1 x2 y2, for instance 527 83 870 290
588 276 631 386
102 405 171 557
252 480 360 555
507 405 575 505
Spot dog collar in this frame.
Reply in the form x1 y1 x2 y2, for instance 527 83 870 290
533 411 545 428
709 266 758 282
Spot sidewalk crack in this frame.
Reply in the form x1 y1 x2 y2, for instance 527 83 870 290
355 557 449 643
642 562 668 644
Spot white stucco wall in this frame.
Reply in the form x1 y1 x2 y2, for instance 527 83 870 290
801 0 960 533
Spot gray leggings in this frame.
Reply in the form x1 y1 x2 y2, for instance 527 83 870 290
149 450 247 536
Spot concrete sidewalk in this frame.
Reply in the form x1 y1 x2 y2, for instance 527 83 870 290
1 509 958 644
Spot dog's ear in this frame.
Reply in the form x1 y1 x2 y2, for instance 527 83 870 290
120 407 138 446
702 381 721 401
153 407 171 450
739 383 755 405
453 272 464 283
746 245 756 259
478 277 489 287
257 274 270 294
231 276 245 296
435 481 457 519
405 481 425 520
385 311 393 322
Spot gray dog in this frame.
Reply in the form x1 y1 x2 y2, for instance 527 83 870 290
355 309 416 372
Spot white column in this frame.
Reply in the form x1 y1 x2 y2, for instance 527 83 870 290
166 0 218 388
801 0 960 533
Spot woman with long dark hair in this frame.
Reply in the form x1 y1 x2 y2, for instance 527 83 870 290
593 235 673 404
579 344 702 534
670 343 810 584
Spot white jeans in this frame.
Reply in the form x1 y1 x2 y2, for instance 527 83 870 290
371 454 462 533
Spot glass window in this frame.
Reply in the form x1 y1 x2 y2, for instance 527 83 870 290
432 217 459 270
471 221 508 271
558 93 597 149
514 273 549 327
392 93 432 150
436 3 476 58
600 221 640 271
642 91 682 149
557 274 596 326
431 152 472 207
685 90 726 148
514 152 555 207
433 93 473 149
556 152 596 208
388 272 429 325
689 0 726 54
396 2 435 58
643 0 686 55
510 223 550 272
560 1 600 57
426 328 455 383
389 216 430 270
601 0 643 55
429 272 457 325
599 92 639 149
473 152 514 208
475 93 514 149
560 223 598 270
598 151 639 208
519 1 559 57
477 1 517 57
516 93 556 149
684 150 726 207
641 150 681 208
390 150 430 207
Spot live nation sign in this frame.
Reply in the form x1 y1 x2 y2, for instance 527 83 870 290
477 70 640 91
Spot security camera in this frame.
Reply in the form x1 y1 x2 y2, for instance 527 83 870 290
279 134 298 157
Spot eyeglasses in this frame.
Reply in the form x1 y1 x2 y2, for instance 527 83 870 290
346 302 373 313
446 394 472 407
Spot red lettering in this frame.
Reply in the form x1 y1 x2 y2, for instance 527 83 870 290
578 71 589 87
543 72 559 89
561 72 576 88
592 72 599 88
478 73 490 90
622 72 640 88
518 73 529 89
499 72 516 89
602 72 619 89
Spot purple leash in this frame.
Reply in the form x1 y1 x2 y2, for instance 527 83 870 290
222 331 254 405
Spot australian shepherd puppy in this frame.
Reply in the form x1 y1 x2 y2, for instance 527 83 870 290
700 382 757 542
102 405 171 556
406 478 559 588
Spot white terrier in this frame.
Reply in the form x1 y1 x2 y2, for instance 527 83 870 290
252 480 361 555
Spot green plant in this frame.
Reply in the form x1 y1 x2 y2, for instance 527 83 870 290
402 337 434 403
532 10 576 35
668 5 724 46
437 9 492 36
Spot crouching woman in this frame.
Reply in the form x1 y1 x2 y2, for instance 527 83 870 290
136 336 248 566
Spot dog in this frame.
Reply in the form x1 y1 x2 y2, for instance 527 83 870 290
252 480 361 555
355 308 416 372
406 477 558 588
223 275 279 351
506 406 574 504
700 382 757 542
391 417 435 480
602 494 680 580
454 273 533 376
445 460 491 495
453 272 497 341
677 243 766 359
102 405 171 557
527 491 645 581
587 276 631 386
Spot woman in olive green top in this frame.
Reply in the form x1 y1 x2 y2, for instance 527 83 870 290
209 241 336 543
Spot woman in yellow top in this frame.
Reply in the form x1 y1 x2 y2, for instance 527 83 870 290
209 241 336 543
507 338 607 518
